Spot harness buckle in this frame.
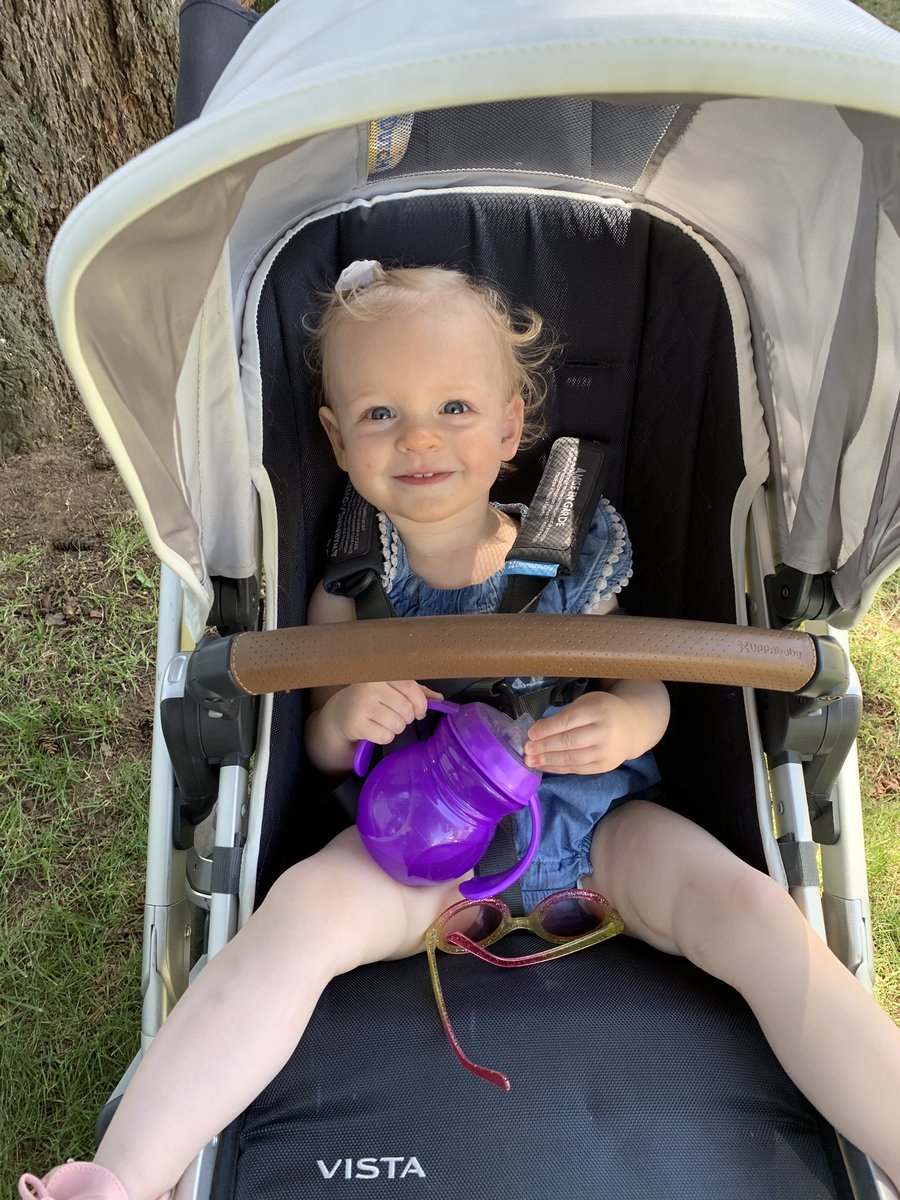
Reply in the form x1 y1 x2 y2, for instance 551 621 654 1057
457 677 591 720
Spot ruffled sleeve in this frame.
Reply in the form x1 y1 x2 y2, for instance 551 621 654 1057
536 498 633 616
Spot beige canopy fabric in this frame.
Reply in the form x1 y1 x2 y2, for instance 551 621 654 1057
45 0 900 636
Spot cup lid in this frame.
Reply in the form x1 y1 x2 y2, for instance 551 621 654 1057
444 701 540 802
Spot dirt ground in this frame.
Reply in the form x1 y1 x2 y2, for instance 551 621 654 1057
0 408 156 756
0 414 125 555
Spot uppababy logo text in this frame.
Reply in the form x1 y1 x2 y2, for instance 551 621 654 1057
316 1157 426 1180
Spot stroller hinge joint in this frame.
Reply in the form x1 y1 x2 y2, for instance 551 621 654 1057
209 575 261 636
766 566 838 627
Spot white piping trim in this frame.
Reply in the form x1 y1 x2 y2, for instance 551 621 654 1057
240 463 281 916
240 184 769 495
732 464 787 887
47 29 900 317
239 183 778 890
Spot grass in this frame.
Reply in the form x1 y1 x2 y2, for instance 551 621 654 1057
849 574 900 1020
858 0 900 29
0 512 157 1180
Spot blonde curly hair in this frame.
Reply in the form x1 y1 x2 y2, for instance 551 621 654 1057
306 263 554 456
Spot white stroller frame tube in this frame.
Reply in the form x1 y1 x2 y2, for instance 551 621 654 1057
746 488 828 937
746 490 896 1200
142 564 192 1051
207 763 249 956
141 567 250 1200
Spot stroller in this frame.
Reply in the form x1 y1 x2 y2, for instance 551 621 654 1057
45 0 900 1196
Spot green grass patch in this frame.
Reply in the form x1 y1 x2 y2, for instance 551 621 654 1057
857 0 900 30
850 572 900 1021
0 514 156 1185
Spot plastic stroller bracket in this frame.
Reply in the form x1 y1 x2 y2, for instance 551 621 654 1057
758 684 863 845
182 615 849 703
162 643 259 849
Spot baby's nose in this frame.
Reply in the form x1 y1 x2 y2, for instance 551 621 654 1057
397 422 440 452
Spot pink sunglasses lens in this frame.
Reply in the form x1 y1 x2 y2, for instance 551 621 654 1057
539 894 609 938
440 904 504 943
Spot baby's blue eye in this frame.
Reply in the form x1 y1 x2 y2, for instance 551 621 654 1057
443 400 469 415
365 406 394 421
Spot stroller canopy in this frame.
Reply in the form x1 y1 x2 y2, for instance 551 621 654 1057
46 0 900 637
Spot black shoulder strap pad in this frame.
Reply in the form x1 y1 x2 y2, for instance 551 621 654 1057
504 437 606 578
322 483 387 597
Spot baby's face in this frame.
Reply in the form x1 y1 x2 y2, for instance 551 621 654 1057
319 299 524 526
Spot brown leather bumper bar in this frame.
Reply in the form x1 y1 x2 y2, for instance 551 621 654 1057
218 615 846 700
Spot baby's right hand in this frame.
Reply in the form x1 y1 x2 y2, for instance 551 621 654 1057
325 681 442 747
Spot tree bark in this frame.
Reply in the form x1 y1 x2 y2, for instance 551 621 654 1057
0 0 178 458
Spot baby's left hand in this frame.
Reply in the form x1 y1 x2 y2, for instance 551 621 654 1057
523 691 637 775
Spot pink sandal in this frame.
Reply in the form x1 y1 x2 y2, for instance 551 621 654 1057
18 1164 129 1200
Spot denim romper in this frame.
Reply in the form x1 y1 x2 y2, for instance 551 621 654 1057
380 499 661 908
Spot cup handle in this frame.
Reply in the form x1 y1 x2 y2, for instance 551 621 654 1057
353 697 460 776
458 792 542 902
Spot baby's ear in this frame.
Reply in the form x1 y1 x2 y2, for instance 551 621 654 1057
318 405 348 469
500 393 525 461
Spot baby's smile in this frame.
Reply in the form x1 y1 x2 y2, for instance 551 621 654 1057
393 470 454 486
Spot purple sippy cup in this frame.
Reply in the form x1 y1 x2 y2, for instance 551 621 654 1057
353 700 542 901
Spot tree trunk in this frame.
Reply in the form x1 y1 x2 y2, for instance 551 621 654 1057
0 0 179 458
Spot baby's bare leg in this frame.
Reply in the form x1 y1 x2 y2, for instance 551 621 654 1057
95 828 462 1200
584 800 900 1189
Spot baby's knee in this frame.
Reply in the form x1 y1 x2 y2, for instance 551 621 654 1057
253 834 468 972
676 859 794 980
256 852 369 951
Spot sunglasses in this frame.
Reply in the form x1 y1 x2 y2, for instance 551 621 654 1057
425 889 624 1091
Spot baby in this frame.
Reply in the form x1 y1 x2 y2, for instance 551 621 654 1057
20 263 900 1200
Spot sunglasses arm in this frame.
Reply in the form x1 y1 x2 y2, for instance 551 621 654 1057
446 932 598 967
426 939 511 1092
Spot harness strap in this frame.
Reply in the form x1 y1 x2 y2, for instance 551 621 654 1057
350 572 396 621
322 485 398 618
502 438 607 580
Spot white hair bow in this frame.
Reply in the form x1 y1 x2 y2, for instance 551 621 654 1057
335 259 382 294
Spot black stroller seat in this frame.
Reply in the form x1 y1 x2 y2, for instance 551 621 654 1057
215 190 851 1200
